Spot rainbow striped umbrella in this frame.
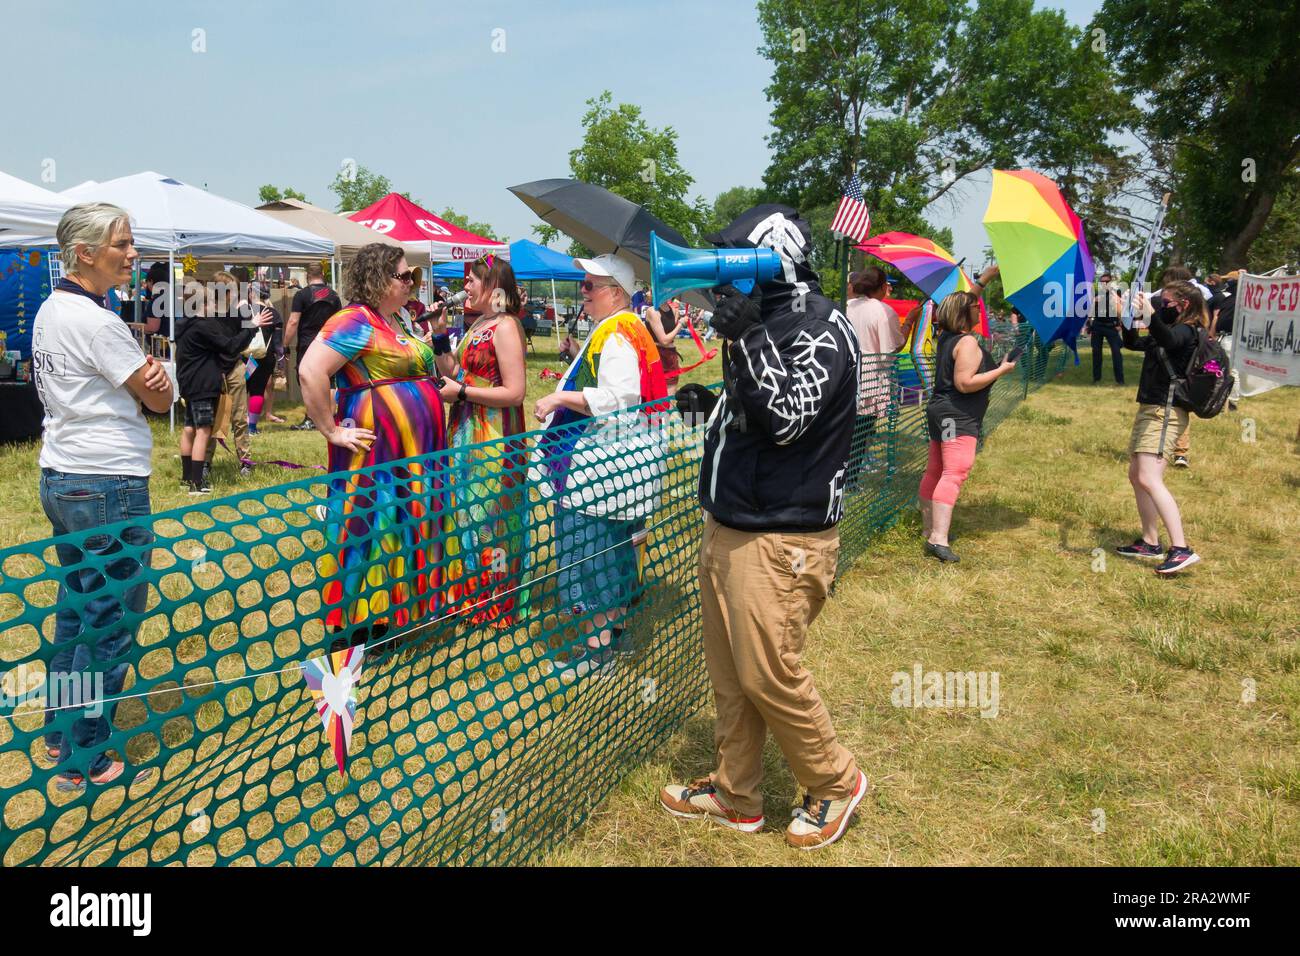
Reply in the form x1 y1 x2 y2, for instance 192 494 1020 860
983 169 1093 347
858 231 988 336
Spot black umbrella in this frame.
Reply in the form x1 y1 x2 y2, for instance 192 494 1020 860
508 178 714 309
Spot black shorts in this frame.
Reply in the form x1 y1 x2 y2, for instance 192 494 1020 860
184 397 216 429
295 330 320 389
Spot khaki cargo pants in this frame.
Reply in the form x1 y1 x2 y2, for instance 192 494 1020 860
206 361 250 464
698 513 859 818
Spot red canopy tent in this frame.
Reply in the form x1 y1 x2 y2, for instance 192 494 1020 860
348 193 507 263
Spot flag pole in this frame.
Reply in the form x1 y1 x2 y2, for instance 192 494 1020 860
840 237 850 314
1123 192 1171 328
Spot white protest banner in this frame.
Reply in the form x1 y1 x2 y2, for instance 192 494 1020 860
1233 273 1300 396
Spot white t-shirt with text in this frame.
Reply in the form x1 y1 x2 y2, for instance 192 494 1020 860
32 289 153 475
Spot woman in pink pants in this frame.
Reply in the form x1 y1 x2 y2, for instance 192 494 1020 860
919 288 1018 562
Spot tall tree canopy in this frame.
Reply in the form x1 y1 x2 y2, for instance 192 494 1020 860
1095 0 1300 270
536 91 709 250
328 164 419 213
757 0 1133 260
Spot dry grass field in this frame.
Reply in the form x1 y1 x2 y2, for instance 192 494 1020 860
544 353 1300 866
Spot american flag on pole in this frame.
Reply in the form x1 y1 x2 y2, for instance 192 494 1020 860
830 174 871 242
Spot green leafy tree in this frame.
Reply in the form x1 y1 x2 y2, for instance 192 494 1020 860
702 186 765 236
757 0 1133 268
1248 178 1300 270
328 164 419 213
536 91 709 251
258 184 308 204
1095 0 1300 269
439 207 506 243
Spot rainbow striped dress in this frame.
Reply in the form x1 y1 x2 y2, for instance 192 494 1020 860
312 303 447 635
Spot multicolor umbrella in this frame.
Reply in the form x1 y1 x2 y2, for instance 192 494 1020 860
858 231 989 336
983 169 1093 347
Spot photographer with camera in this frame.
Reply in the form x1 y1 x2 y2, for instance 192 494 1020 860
1115 278 1207 574
658 205 868 850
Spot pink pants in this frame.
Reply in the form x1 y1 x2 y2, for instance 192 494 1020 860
919 436 977 506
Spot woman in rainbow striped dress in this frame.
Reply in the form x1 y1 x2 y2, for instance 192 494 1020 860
298 244 448 649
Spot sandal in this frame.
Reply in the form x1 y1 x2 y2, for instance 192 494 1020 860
55 762 155 792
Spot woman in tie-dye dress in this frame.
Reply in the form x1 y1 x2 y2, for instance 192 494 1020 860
428 257 527 628
298 244 448 646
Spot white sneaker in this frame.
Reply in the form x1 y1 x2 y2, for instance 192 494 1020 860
660 778 765 832
785 769 869 850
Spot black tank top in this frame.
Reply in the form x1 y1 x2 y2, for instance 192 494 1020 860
926 330 996 440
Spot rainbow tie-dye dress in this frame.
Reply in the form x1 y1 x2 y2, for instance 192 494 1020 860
312 303 448 636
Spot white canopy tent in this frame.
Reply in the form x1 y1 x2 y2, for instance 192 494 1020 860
53 172 334 261
0 170 71 239
10 172 337 430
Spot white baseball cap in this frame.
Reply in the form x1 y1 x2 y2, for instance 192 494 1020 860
573 253 636 296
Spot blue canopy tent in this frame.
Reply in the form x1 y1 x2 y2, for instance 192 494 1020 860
434 239 583 343
431 239 583 280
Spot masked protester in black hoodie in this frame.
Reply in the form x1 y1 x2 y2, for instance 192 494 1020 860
660 205 868 851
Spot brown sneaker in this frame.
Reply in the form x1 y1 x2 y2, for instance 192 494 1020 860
784 769 869 850
660 777 764 832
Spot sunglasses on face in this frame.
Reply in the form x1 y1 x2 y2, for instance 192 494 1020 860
391 270 415 284
579 279 617 292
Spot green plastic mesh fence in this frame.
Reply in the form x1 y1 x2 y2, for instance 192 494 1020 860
0 330 1066 866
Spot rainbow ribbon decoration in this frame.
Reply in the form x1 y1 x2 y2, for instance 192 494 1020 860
300 644 366 775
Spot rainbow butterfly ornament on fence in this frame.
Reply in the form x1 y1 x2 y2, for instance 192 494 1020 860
300 645 366 775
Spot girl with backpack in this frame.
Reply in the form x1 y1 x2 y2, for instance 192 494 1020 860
1116 279 1208 574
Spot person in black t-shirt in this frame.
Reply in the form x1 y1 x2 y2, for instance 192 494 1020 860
286 261 341 430
125 261 170 334
920 289 1019 563
176 292 272 493
1210 272 1241 407
1085 272 1125 384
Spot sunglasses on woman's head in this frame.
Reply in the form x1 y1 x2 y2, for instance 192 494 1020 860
391 270 415 283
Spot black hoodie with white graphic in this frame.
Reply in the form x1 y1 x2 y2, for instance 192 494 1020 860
698 206 859 532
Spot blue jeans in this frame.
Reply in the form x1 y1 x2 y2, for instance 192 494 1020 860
38 469 153 778
554 507 643 615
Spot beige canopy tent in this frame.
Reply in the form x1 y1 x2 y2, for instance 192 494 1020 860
255 198 430 298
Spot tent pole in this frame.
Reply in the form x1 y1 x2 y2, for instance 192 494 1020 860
167 250 176 433
551 277 560 347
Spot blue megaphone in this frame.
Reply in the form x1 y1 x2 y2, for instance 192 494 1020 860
650 231 781 306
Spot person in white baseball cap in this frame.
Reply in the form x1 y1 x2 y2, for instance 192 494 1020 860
571 253 637 297
531 252 669 682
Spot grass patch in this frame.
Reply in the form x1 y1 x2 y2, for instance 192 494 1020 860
544 352 1300 866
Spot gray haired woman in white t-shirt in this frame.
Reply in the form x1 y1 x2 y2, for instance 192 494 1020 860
31 202 172 792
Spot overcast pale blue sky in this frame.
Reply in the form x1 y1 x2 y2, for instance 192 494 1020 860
0 0 1106 266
